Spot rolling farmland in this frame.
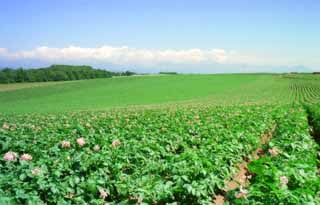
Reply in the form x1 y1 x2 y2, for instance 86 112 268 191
0 74 319 113
0 74 319 204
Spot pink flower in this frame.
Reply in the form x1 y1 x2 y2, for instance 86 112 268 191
2 123 9 130
279 176 288 187
3 151 17 161
112 139 121 147
268 147 280 157
20 153 32 161
31 167 41 176
93 145 100 151
235 186 248 199
99 188 108 199
61 140 71 148
77 137 85 147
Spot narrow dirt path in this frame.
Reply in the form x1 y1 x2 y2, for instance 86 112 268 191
213 126 276 205
305 108 320 175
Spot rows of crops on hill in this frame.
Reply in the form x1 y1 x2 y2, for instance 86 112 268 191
1 74 319 114
0 105 285 204
188 74 320 107
289 80 320 103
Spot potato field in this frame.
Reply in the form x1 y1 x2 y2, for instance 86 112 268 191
0 74 319 204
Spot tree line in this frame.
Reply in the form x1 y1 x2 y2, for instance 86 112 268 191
159 72 178 75
0 65 135 83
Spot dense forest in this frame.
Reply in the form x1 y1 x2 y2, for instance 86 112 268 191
0 65 135 83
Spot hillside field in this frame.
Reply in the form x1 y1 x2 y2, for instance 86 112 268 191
1 73 319 114
0 73 319 204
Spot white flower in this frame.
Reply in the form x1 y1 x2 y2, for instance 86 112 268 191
268 147 280 157
279 176 288 187
112 139 121 147
235 186 248 199
93 145 100 151
77 137 85 147
20 153 32 161
61 140 71 148
99 188 108 199
31 167 41 176
2 123 9 130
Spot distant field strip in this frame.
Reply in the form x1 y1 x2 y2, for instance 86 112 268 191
0 81 72 92
0 74 320 113
0 74 273 113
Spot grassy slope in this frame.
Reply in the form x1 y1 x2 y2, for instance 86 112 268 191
0 74 303 114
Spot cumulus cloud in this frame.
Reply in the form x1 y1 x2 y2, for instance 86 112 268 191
0 45 259 67
1 45 314 73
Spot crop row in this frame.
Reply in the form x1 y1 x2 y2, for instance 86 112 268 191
227 106 319 204
288 78 320 104
0 105 279 204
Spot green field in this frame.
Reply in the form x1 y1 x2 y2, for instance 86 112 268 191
0 74 319 204
1 73 319 114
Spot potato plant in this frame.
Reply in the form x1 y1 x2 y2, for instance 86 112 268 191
0 105 279 204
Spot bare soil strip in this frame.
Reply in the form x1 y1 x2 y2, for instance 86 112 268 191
306 111 320 145
213 126 276 205
305 110 320 175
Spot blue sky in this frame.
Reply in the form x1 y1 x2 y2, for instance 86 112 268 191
0 0 319 73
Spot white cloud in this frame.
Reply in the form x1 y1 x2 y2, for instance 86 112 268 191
0 48 9 56
1 45 316 72
0 45 259 67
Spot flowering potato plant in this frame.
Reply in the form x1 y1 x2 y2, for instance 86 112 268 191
0 105 279 204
